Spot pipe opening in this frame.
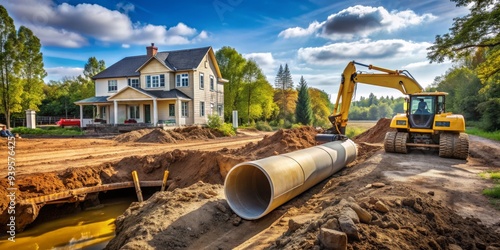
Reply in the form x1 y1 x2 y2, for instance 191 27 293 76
224 164 271 220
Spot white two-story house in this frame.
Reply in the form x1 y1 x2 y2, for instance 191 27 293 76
75 44 226 127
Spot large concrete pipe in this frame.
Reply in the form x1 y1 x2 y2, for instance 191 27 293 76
224 139 357 220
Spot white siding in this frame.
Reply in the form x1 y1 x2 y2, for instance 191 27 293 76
95 78 128 96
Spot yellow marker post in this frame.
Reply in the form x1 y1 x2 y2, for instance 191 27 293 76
160 170 169 192
131 171 143 202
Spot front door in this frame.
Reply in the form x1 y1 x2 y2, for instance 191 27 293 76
144 104 151 123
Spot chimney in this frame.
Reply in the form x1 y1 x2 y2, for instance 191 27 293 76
146 43 158 57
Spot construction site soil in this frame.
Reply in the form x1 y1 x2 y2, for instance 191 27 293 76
2 119 500 249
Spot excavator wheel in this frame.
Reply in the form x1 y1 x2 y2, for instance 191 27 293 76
453 133 469 160
439 132 469 159
384 131 397 153
395 132 409 154
439 133 454 158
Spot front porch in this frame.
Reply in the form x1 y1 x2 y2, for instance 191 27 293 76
74 86 192 128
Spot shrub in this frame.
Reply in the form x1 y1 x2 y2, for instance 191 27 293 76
256 121 273 131
291 123 302 129
218 123 236 136
207 114 223 129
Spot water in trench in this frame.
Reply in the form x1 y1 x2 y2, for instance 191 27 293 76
0 188 153 249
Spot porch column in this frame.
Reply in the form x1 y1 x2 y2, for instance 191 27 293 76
176 98 181 126
153 98 158 126
113 100 118 125
79 105 83 128
95 104 100 124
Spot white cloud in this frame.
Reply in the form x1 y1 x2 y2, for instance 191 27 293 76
298 39 432 65
279 5 436 40
45 67 84 81
244 52 277 76
278 21 322 39
122 44 131 48
3 0 208 48
116 2 135 14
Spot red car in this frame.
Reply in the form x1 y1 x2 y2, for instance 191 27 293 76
56 119 81 128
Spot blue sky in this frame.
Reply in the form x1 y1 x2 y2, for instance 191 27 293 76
3 0 469 100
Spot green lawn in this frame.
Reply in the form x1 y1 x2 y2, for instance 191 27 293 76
466 127 500 141
12 126 84 136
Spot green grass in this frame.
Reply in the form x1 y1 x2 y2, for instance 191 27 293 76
11 126 84 136
483 185 500 199
466 127 500 141
346 126 366 138
480 170 500 208
479 171 500 180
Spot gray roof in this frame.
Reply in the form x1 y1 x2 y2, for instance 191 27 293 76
138 88 191 100
74 96 110 104
93 47 211 80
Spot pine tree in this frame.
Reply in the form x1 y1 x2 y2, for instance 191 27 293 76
274 63 295 119
283 64 293 89
295 76 313 125
274 64 284 89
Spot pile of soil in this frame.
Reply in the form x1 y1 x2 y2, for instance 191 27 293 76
353 118 394 143
105 174 500 250
114 126 223 143
351 118 394 162
232 126 319 159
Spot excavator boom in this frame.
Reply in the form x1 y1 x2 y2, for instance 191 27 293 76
320 61 469 160
329 61 423 135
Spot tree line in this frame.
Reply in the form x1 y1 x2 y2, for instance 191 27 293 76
215 46 333 128
1 0 497 131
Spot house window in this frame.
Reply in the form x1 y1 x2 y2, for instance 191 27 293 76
129 105 140 119
176 73 189 87
108 80 117 92
128 78 140 88
200 102 205 117
146 74 165 88
218 105 223 116
181 102 189 117
210 76 215 91
199 73 204 89
169 104 175 117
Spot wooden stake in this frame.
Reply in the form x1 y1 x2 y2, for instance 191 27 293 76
132 170 143 202
160 170 169 192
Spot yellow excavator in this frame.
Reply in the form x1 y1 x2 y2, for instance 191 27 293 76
317 61 469 159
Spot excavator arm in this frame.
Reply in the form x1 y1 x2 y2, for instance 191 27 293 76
327 61 424 135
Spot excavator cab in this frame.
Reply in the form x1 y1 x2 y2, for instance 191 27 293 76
407 93 446 129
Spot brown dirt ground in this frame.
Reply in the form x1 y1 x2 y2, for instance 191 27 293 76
104 119 500 250
2 120 500 250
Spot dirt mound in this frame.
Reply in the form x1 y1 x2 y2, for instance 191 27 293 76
136 129 177 144
353 118 394 143
114 126 223 143
173 126 223 140
233 126 318 159
114 128 152 143
106 180 500 250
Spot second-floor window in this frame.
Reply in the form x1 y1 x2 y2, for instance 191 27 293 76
210 76 215 91
200 73 204 89
128 78 140 88
108 80 117 92
146 74 165 88
176 73 189 87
